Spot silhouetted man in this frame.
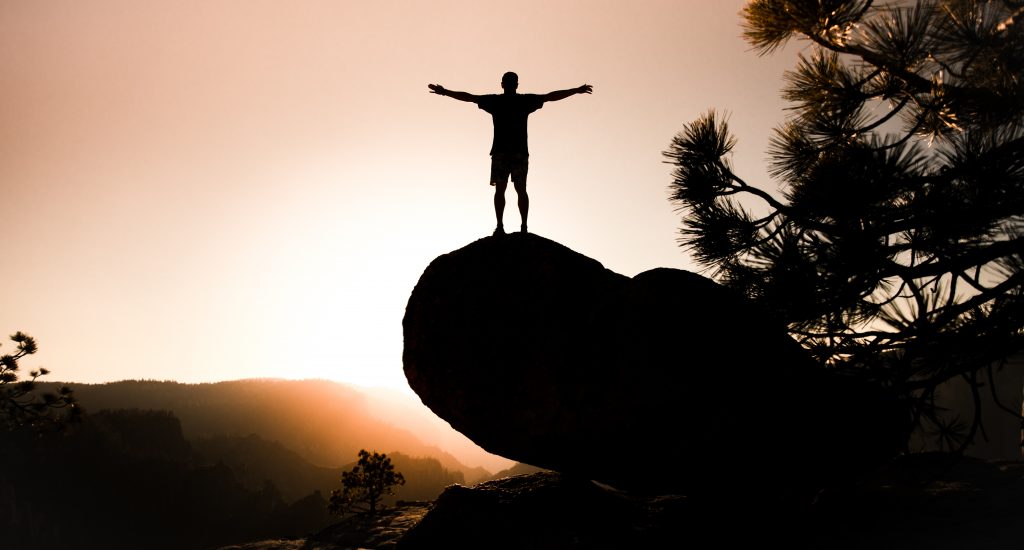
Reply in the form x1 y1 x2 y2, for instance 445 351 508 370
428 72 592 235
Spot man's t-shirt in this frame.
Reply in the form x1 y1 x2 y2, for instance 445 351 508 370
477 94 545 156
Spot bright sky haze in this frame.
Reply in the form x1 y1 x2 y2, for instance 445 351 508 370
2 1 802 390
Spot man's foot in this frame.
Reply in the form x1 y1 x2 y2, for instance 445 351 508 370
520 224 528 233
493 225 505 236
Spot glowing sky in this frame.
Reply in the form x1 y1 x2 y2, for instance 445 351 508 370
1 1 801 390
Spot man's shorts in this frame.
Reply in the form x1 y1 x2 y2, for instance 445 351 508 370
490 153 529 186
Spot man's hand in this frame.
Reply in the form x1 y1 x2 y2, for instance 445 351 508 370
428 83 446 96
542 84 594 103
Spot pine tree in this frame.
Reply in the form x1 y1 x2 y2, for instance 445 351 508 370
665 0 1023 449
0 332 79 430
329 449 405 517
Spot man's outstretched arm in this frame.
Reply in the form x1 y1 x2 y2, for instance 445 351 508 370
542 84 593 102
428 84 480 103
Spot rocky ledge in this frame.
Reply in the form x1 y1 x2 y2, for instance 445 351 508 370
224 455 1024 549
398 456 1024 549
402 233 908 495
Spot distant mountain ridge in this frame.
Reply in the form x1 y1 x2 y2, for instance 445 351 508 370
42 378 495 483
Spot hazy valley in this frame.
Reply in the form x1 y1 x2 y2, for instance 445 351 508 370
1 378 516 549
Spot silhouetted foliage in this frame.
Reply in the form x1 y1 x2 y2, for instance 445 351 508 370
0 332 79 431
666 0 1023 450
329 449 406 517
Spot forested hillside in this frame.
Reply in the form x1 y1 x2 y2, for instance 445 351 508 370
0 380 484 549
42 379 492 482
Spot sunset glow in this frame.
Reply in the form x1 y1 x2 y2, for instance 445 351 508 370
1 1 800 390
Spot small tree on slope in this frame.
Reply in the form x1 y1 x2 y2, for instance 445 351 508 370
329 449 406 517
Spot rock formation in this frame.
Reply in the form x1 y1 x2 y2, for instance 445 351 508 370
394 457 1024 550
403 233 908 495
396 471 697 549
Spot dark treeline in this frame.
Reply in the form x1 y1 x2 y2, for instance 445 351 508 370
0 382 472 550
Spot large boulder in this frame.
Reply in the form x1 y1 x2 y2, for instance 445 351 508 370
403 233 907 495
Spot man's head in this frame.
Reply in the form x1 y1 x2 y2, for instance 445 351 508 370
501 71 518 93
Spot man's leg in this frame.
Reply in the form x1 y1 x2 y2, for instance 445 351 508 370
513 178 529 233
490 155 511 235
511 156 530 233
493 180 508 234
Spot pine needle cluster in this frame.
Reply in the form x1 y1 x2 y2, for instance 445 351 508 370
667 0 1023 450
